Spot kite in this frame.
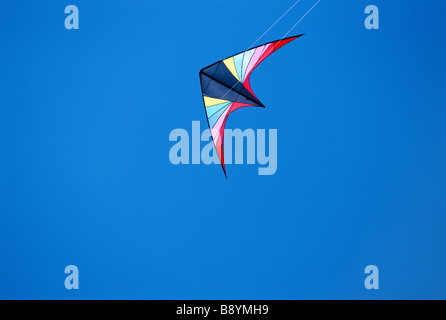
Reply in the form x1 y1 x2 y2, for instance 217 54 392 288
199 34 304 177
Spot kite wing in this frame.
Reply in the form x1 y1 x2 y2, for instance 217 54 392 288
199 34 303 176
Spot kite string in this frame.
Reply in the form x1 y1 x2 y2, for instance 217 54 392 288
281 0 321 39
220 0 302 100
247 0 302 51
220 0 321 100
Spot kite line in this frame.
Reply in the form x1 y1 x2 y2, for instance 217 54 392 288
219 0 321 100
282 0 321 39
248 0 303 50
249 0 321 52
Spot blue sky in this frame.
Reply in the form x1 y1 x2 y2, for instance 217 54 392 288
1 0 445 299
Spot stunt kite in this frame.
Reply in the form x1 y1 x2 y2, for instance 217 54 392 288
199 34 304 177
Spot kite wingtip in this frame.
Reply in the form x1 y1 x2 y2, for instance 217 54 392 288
283 34 305 42
221 164 228 179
